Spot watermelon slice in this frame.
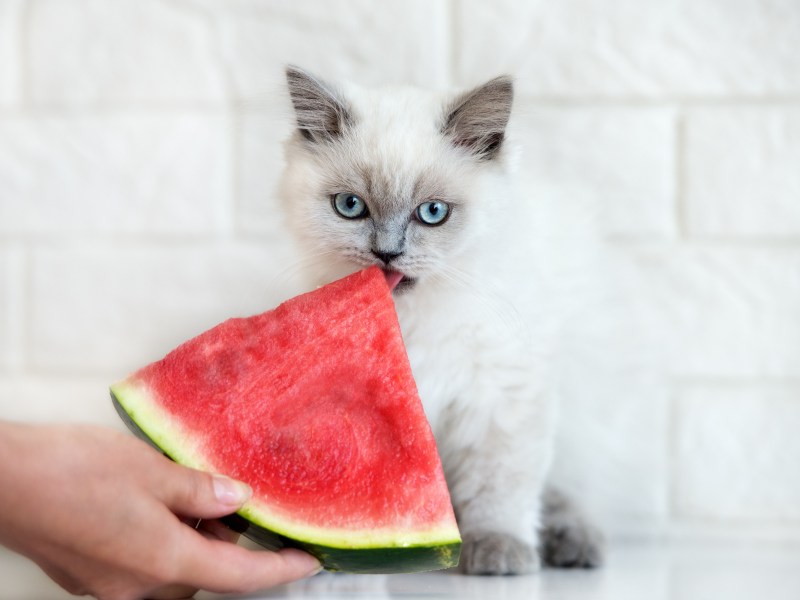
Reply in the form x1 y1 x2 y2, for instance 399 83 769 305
110 266 461 573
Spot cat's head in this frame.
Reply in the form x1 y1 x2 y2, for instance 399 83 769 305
279 66 514 292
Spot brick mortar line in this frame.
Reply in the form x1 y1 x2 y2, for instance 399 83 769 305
0 372 115 384
0 238 297 255
4 234 799 253
675 111 687 239
514 96 800 107
231 107 245 236
0 103 232 117
666 386 681 522
3 98 798 117
203 0 242 241
655 520 800 541
681 235 800 245
9 366 129 383
218 111 237 238
18 242 30 375
606 237 800 249
446 0 459 91
0 241 26 375
0 232 245 244
671 377 800 389
17 0 29 109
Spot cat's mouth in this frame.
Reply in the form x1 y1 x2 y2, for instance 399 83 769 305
382 269 415 293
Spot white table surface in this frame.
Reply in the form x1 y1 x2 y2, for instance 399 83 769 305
2 539 799 600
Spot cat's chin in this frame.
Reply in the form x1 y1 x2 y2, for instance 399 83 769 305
381 268 416 294
393 276 416 294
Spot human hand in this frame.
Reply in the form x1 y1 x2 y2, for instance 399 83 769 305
0 421 320 600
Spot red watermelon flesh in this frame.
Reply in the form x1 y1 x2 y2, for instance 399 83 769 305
110 266 461 573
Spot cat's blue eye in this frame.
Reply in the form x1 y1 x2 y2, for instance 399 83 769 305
415 200 450 226
332 192 368 219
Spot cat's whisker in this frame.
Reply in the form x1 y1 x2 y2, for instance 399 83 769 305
265 246 337 290
434 265 528 336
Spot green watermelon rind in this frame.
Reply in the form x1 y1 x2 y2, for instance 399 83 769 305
220 511 461 575
110 380 461 574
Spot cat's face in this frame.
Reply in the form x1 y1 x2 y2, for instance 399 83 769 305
279 67 513 292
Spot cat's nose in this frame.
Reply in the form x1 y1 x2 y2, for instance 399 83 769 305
372 249 403 265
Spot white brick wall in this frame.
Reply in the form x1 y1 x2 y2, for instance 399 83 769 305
0 114 233 234
27 0 228 107
686 108 800 237
0 376 123 425
622 245 800 378
454 0 800 96
513 107 677 237
1 0 798 542
204 0 452 97
676 384 800 521
239 110 294 235
29 240 297 374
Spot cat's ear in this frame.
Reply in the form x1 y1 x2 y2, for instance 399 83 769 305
285 65 353 144
442 75 514 160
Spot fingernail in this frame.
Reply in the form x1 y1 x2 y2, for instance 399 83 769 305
303 555 324 577
285 549 323 577
213 475 252 506
304 559 324 577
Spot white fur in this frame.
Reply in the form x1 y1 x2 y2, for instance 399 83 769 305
278 76 608 560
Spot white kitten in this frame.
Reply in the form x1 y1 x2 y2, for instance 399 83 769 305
278 66 603 574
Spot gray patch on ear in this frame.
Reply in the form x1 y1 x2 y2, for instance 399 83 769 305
285 65 353 144
441 75 514 161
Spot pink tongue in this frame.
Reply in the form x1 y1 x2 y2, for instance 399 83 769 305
382 270 404 291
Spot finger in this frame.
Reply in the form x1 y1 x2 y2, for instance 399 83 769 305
197 519 241 544
156 464 252 520
145 583 197 600
175 531 321 593
178 515 201 528
176 516 239 543
37 559 87 597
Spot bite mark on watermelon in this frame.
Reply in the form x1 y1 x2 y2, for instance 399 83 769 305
110 266 461 573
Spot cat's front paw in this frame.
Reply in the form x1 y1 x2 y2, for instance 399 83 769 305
539 488 605 569
459 530 540 575
540 518 605 569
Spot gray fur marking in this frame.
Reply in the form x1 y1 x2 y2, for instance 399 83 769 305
539 488 605 569
286 65 353 143
441 76 514 161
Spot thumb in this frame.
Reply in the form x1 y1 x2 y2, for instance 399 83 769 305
160 464 252 519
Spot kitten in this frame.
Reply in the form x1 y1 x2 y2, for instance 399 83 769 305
278 66 603 574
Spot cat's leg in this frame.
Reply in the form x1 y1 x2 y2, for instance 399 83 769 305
439 385 555 576
539 487 605 568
